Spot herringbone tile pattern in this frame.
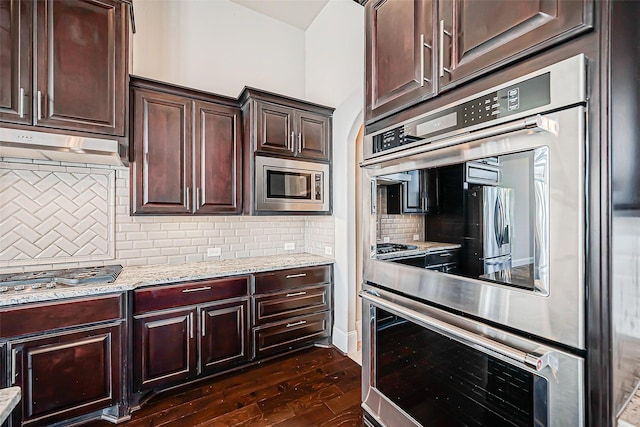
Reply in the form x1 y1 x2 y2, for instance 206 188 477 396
0 167 115 265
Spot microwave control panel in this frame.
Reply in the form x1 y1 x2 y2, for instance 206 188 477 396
373 73 551 154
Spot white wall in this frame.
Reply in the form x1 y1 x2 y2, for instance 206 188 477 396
305 0 365 354
132 0 306 99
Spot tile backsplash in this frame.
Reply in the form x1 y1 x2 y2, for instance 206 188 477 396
376 185 425 242
0 159 334 273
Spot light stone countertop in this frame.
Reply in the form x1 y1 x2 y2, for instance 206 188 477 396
376 241 462 260
620 387 640 427
0 254 334 307
0 387 20 425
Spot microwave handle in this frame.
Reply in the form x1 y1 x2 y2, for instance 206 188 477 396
360 290 556 373
370 179 377 214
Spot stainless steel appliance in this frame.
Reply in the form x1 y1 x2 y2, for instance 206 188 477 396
360 54 587 426
361 286 584 427
254 155 330 214
0 265 123 292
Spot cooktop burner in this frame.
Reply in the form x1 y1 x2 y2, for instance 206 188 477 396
0 265 123 293
377 243 418 254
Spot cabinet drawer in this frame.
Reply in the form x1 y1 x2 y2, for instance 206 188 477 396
254 265 331 294
425 249 459 267
253 284 330 326
133 276 249 314
252 311 331 359
0 294 124 339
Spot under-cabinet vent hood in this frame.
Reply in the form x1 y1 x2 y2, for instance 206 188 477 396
0 128 125 166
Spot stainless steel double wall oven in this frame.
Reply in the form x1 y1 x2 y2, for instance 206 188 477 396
360 55 588 426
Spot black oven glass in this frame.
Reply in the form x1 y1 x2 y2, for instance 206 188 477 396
375 307 547 427
376 149 545 291
267 170 312 200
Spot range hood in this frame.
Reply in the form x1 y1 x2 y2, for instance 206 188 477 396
0 128 125 166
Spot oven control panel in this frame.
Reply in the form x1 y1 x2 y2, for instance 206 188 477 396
372 73 551 155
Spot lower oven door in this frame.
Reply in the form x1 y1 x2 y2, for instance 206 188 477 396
360 286 584 427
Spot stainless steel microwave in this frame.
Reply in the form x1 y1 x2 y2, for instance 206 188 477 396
254 156 330 214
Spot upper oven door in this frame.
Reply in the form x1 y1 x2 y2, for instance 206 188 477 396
255 156 330 213
362 105 585 349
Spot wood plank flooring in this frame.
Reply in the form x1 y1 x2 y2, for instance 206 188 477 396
84 347 362 427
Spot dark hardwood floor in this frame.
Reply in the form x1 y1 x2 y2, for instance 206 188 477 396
85 347 362 427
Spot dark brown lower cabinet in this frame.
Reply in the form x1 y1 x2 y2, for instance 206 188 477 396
199 299 249 374
133 297 250 392
9 323 122 427
133 308 197 391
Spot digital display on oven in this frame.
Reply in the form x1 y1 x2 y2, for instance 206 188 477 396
415 111 457 137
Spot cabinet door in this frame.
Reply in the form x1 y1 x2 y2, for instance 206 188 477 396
199 299 249 375
131 88 193 215
295 110 330 161
133 308 197 391
439 0 592 89
34 0 127 135
255 101 295 155
403 170 424 213
194 101 242 214
10 324 121 427
0 0 31 125
365 0 435 122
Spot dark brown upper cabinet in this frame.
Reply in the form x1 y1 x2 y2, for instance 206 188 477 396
0 0 128 137
365 0 436 123
240 88 333 163
130 78 241 215
365 0 593 124
0 0 32 125
438 0 593 90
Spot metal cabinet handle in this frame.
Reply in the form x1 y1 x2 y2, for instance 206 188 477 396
37 90 42 120
286 273 307 279
286 291 307 297
182 286 212 293
286 320 307 328
189 312 194 339
19 87 24 118
290 131 295 153
297 132 301 154
439 20 452 78
186 187 191 211
11 348 17 384
420 34 432 86
201 311 206 337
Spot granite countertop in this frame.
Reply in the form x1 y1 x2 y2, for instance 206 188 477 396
0 387 20 425
0 253 334 307
620 387 640 427
376 241 462 260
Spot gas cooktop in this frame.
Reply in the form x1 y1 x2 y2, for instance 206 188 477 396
0 265 123 293
377 243 418 254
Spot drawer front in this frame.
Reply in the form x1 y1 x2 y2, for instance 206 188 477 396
133 276 249 314
253 284 330 326
425 250 459 267
254 265 332 294
252 311 331 359
0 294 124 339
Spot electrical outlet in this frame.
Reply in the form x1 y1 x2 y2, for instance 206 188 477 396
207 247 221 257
325 246 333 256
413 234 420 241
383 237 390 243
284 242 295 251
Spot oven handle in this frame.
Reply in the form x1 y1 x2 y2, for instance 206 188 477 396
360 290 557 373
360 114 557 167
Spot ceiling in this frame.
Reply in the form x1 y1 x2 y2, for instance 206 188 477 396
230 0 330 30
